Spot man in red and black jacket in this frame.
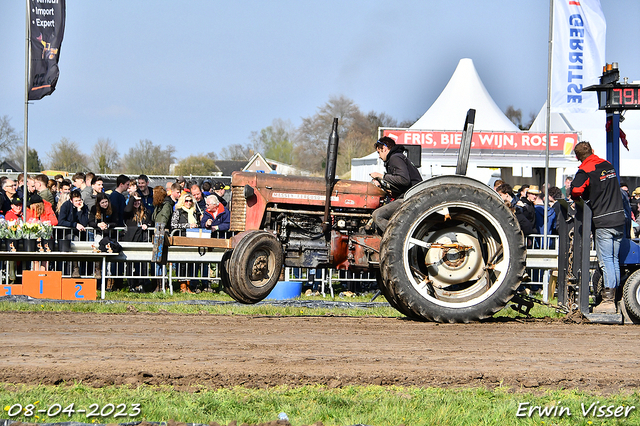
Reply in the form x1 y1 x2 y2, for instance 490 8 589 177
570 141 625 314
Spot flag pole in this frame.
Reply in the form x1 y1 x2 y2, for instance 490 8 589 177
23 0 30 215
543 0 554 252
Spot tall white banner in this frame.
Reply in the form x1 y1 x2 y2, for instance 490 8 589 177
551 0 606 113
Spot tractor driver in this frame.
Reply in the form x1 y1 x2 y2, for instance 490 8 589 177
369 136 422 233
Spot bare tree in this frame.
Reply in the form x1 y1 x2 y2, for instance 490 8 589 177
505 105 523 128
122 139 176 175
367 111 398 131
46 137 89 172
0 116 22 157
91 138 121 174
219 143 254 161
174 154 217 176
523 112 537 130
295 95 381 176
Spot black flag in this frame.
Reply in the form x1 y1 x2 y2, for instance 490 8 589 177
28 0 66 100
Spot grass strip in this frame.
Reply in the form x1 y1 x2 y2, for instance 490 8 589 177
1 384 637 426
0 292 563 320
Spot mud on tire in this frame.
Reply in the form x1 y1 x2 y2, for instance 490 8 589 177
220 250 249 303
380 181 526 323
228 230 284 304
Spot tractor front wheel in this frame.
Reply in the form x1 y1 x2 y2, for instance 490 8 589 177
228 230 284 304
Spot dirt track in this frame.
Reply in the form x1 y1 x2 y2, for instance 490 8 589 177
1 311 639 392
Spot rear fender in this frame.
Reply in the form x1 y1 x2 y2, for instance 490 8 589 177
405 175 503 204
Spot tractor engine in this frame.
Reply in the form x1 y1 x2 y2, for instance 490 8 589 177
229 171 386 271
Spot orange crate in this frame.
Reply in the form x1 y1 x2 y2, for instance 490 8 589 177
22 271 62 299
61 279 97 301
0 285 23 296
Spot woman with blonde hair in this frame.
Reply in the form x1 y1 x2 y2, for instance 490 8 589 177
170 193 201 294
171 193 200 231
56 191 70 216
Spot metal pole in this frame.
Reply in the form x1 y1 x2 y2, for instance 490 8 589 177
23 0 30 215
543 0 554 250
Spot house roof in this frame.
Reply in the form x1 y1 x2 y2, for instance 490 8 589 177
0 159 23 173
213 160 249 176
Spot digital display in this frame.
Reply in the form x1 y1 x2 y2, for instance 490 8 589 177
605 85 640 109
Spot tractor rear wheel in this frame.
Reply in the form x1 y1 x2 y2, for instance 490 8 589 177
375 269 417 319
623 269 640 323
228 230 284 304
380 180 526 322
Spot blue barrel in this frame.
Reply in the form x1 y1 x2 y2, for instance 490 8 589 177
266 281 302 300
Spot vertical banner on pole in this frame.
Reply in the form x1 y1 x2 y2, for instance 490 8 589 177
550 0 606 113
28 0 66 100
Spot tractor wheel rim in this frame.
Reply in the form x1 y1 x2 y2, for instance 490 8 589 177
402 200 509 308
248 247 275 287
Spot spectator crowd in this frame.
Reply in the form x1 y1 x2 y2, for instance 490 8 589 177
0 172 231 293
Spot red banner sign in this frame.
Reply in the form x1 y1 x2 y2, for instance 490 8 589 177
382 130 578 155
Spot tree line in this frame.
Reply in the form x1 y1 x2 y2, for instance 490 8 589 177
1 98 534 177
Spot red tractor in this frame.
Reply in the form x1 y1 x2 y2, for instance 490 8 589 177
178 118 526 322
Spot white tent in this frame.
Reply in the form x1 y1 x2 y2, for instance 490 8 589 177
353 58 574 186
410 58 519 132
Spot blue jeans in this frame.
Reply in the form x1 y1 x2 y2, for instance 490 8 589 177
595 226 624 289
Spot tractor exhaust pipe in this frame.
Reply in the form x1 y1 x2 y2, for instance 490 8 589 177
322 118 339 235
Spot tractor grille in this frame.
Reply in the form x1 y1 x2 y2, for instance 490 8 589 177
230 186 246 232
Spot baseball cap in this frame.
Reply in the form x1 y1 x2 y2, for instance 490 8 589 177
213 182 230 190
176 176 186 183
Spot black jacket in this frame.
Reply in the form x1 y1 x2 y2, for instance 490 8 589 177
58 200 89 229
88 206 118 237
383 145 422 198
518 197 536 230
571 154 625 229
121 201 153 242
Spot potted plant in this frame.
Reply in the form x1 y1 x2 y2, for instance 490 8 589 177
37 221 54 252
22 220 41 252
5 220 23 252
0 219 8 251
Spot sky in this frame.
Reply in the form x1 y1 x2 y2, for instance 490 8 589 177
1 1 639 166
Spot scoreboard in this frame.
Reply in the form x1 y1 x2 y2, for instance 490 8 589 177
606 86 640 109
585 63 640 111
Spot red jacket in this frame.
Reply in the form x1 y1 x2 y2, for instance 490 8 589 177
26 200 58 226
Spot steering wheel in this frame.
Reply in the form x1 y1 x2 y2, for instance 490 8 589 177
374 177 398 194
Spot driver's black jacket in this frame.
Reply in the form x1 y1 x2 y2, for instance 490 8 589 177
383 145 422 198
